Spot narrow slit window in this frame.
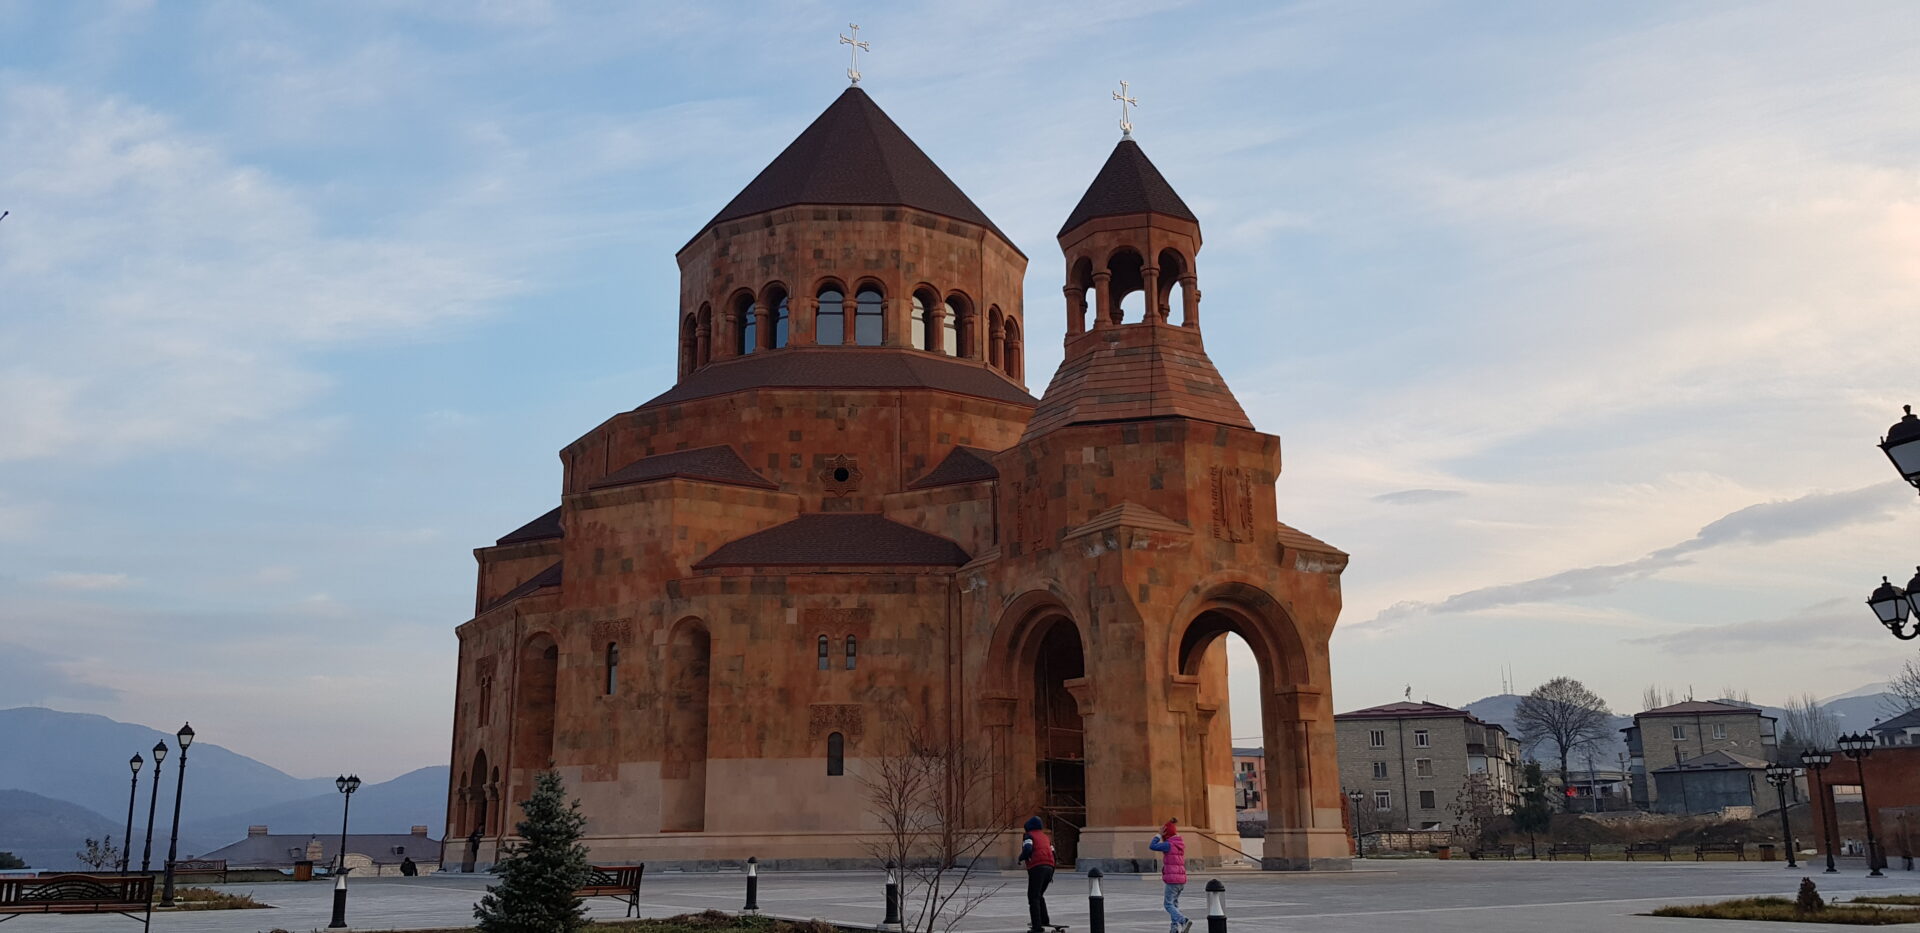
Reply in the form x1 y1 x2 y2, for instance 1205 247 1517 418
817 635 829 671
605 643 618 696
845 635 857 670
827 732 845 776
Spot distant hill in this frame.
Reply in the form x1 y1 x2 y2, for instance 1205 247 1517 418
190 766 450 849
0 789 121 871
0 707 448 857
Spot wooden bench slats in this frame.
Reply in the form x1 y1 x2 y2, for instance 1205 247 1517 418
0 874 152 931
574 864 644 918
1546 843 1592 861
1694 842 1746 861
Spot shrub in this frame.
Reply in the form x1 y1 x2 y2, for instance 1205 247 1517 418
1797 877 1824 912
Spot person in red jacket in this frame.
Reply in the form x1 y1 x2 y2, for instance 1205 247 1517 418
1018 815 1055 932
1149 819 1190 933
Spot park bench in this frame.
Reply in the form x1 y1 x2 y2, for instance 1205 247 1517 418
1694 841 1745 861
575 864 644 917
1624 841 1672 861
166 859 228 884
0 874 153 931
1468 844 1516 860
1546 842 1592 860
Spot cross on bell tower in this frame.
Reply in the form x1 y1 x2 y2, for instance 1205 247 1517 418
839 24 870 85
1113 80 1138 139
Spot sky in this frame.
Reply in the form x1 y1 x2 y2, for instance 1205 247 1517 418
2 0 1918 780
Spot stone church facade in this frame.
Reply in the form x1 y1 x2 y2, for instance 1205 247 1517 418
447 87 1350 871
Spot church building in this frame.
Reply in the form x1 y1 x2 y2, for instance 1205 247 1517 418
447 84 1350 871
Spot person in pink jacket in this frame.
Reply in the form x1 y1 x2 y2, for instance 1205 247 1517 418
1148 818 1190 933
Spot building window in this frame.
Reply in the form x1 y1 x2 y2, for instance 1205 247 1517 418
1373 790 1391 810
735 294 757 355
1712 724 1726 740
1415 758 1433 778
604 643 618 696
1671 725 1686 740
817 635 829 671
911 293 931 351
1413 729 1430 748
1419 790 1436 810
772 294 790 348
845 635 857 671
941 298 961 356
1368 729 1386 748
855 287 884 346
1371 761 1388 780
816 288 845 345
826 732 844 776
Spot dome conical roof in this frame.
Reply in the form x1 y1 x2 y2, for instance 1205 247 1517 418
1058 138 1197 236
698 87 1008 242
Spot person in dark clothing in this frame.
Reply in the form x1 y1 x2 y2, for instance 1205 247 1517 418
1018 815 1056 932
399 856 417 877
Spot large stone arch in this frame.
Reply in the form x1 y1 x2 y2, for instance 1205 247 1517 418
1165 576 1329 870
981 589 1093 863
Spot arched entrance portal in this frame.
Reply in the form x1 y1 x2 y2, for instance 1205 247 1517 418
1033 619 1086 867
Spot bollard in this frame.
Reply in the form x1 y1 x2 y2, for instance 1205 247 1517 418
1087 867 1105 933
326 871 348 929
1205 878 1226 933
744 856 759 912
883 861 902 926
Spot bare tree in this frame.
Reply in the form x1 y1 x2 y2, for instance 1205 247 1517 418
1642 685 1677 711
1514 677 1612 811
1717 685 1753 706
1779 693 1840 758
75 836 120 871
860 712 1014 933
1886 657 1920 717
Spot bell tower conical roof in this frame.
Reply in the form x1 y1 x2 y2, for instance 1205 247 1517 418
697 86 1009 243
1058 138 1197 236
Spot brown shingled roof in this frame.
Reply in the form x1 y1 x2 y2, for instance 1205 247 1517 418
641 348 1036 410
907 446 1000 490
589 445 777 491
1335 701 1468 720
1638 700 1765 717
693 87 1011 246
496 507 562 546
1059 139 1198 236
483 561 561 613
1022 324 1252 441
695 514 970 568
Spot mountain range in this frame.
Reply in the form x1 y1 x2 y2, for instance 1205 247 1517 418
0 707 447 870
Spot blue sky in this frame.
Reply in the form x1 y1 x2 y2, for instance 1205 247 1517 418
3 1 1917 779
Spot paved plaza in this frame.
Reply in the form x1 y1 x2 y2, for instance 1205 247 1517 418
19 858 1920 932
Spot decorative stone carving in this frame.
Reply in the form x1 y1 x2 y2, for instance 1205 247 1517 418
1210 466 1254 542
820 454 864 496
808 703 865 739
803 607 873 631
592 618 632 643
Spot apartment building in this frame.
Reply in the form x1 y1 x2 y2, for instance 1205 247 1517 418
1335 701 1519 832
1622 700 1778 809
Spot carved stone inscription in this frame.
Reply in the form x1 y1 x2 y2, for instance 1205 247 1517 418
808 703 865 739
1210 466 1254 542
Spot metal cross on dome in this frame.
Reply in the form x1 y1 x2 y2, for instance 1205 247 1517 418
840 24 870 85
1113 80 1139 139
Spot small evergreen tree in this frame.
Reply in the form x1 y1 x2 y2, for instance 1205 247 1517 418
0 852 25 870
1795 877 1824 913
474 770 591 933
1511 761 1554 859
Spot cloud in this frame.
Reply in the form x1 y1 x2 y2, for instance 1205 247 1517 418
0 644 121 705
42 572 133 591
1368 484 1906 625
1627 598 1875 655
1372 488 1467 506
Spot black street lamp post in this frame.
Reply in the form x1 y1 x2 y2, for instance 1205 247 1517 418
1879 405 1920 494
1838 732 1884 878
139 740 166 874
328 773 361 930
1868 406 1920 639
120 754 142 874
160 723 195 906
1764 764 1799 869
1800 750 1836 874
1345 789 1365 857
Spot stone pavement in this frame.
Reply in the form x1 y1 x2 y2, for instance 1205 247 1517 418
15 858 1918 932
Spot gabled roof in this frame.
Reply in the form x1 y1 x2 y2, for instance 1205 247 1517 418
1639 700 1767 718
1064 502 1192 539
641 348 1036 410
695 513 970 569
589 445 776 491
1654 749 1771 773
198 832 441 869
483 561 562 613
695 87 1009 245
495 506 562 546
1871 708 1920 734
1276 521 1345 557
1059 139 1198 236
906 446 1000 490
1335 701 1469 721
